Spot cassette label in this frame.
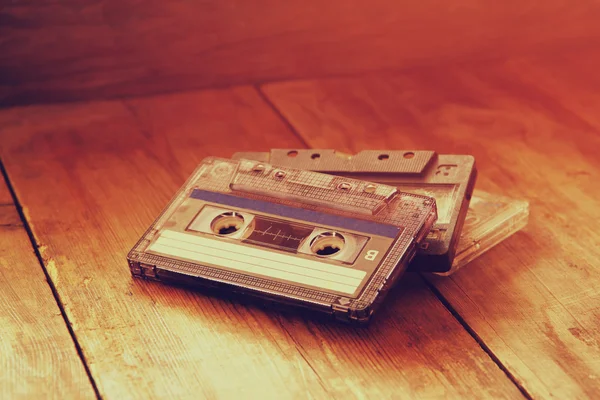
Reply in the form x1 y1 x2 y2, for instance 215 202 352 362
128 157 437 323
148 230 367 295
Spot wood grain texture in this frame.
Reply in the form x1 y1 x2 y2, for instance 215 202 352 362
3 1 600 106
0 180 13 204
0 182 96 399
261 49 600 399
0 87 522 398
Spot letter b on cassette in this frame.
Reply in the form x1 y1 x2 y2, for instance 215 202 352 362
365 250 379 261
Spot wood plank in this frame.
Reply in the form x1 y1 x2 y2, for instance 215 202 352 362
0 87 523 398
0 180 96 399
261 50 600 399
0 180 13 204
3 1 600 106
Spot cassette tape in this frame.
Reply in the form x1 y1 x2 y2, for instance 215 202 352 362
450 190 529 275
127 157 437 324
232 150 476 273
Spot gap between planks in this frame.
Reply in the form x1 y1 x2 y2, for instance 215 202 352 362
0 159 103 400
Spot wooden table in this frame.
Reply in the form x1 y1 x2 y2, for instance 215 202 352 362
2 49 599 399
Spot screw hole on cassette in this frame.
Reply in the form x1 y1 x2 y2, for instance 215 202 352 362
403 152 415 159
287 150 298 157
311 153 321 159
274 170 286 179
337 182 352 191
211 212 245 235
310 232 345 257
378 154 389 160
364 184 377 193
252 163 266 173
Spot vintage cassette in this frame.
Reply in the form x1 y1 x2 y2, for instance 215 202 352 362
128 157 437 324
232 150 476 273
449 190 529 275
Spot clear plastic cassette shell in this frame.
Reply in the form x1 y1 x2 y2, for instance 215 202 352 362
127 157 438 324
447 190 530 275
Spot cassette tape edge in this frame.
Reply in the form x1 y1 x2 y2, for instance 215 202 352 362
411 157 477 273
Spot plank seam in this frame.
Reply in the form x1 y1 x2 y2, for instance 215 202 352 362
0 159 103 400
421 276 533 400
273 315 333 396
254 85 311 149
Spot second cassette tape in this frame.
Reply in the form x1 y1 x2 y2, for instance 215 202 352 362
233 149 477 273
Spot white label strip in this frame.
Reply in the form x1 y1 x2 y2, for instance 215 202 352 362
148 230 366 295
